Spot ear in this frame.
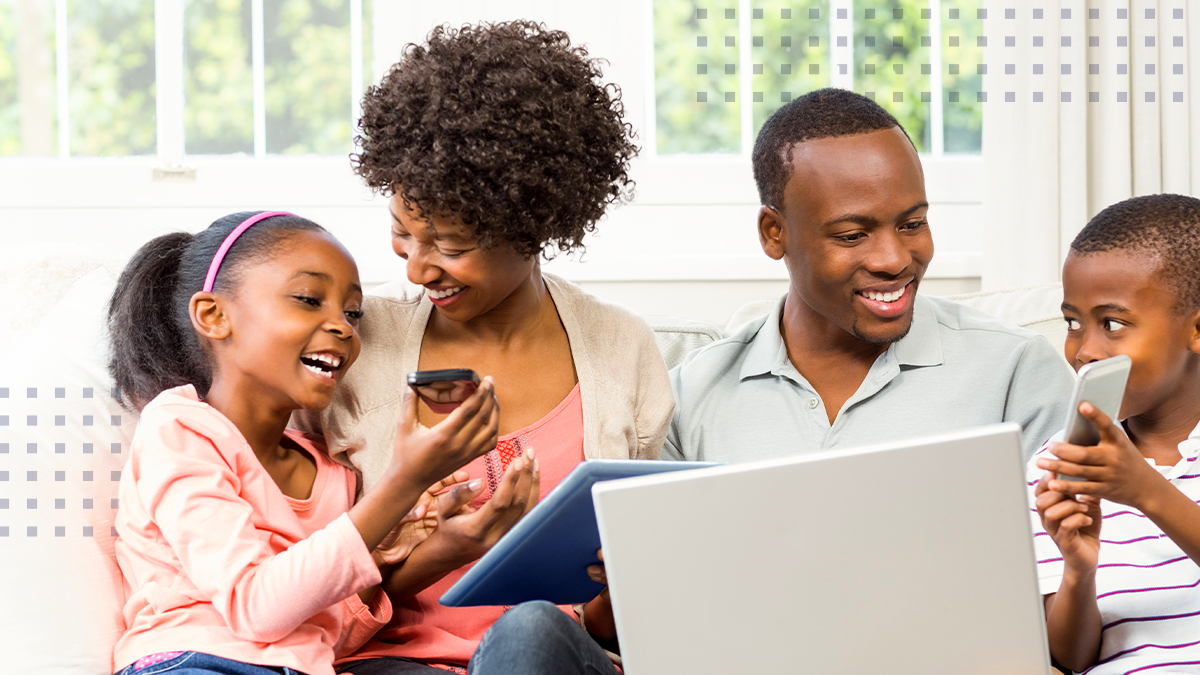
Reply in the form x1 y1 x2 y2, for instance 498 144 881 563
189 291 231 341
1187 307 1200 355
758 205 786 261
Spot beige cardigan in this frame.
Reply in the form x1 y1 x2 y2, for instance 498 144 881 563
294 273 675 494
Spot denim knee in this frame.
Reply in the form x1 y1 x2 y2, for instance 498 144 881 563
495 600 572 635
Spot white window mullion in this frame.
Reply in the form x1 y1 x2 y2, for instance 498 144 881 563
153 0 185 161
642 0 658 158
929 0 944 156
349 0 363 143
251 0 266 157
830 0 854 91
54 0 69 157
738 0 752 155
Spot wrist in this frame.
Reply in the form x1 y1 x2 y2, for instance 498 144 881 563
1061 565 1097 592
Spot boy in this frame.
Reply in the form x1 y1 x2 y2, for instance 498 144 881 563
1032 193 1200 674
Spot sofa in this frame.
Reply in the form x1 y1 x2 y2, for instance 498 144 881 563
0 245 1070 674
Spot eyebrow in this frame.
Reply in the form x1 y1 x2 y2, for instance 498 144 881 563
387 204 468 242
1061 301 1131 314
292 270 363 294
820 201 929 229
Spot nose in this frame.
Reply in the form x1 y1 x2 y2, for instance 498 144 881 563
1073 329 1106 366
864 230 911 277
404 244 440 286
325 311 355 340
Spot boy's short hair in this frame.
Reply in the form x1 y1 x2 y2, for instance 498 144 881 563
751 88 908 210
1071 193 1200 311
353 21 637 258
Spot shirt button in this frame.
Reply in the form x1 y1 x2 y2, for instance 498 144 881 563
808 397 819 409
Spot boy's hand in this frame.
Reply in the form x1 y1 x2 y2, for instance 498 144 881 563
1035 473 1102 575
384 377 499 493
1036 402 1166 510
584 548 618 642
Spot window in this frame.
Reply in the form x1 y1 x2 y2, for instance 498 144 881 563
0 0 372 158
652 0 984 156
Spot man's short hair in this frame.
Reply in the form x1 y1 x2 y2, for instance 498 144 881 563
1071 193 1200 311
751 88 906 210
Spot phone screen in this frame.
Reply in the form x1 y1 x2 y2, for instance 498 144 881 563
412 379 479 414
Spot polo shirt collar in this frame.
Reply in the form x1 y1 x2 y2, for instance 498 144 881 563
738 292 944 381
890 294 944 367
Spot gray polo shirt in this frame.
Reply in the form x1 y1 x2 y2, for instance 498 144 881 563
664 294 1075 463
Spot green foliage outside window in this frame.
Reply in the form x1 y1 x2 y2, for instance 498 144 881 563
941 0 982 153
185 0 253 155
750 1 829 133
854 0 931 151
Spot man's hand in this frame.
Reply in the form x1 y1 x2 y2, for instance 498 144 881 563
1036 402 1167 510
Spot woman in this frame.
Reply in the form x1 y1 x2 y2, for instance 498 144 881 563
294 21 673 675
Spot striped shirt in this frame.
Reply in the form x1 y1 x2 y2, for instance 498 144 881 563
1027 423 1200 675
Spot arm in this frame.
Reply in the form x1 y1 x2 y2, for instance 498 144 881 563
1034 473 1103 671
1005 336 1077 461
1038 403 1200 566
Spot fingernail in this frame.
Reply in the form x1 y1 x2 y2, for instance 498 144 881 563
527 447 536 460
468 479 483 491
533 459 540 474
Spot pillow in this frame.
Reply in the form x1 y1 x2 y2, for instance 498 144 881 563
0 267 134 675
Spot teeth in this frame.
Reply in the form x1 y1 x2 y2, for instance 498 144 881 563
301 353 341 370
303 363 332 378
861 287 906 303
428 286 464 300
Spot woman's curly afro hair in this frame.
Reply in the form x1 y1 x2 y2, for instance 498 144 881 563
353 21 638 258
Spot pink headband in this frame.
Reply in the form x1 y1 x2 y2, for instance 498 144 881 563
202 211 296 292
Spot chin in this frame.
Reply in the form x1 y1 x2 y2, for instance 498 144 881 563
851 317 914 345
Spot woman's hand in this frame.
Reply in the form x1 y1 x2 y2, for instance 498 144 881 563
421 450 541 569
583 548 618 643
1036 402 1166 510
382 377 499 497
370 471 469 567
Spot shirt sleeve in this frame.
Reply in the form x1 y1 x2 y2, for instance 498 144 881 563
661 365 687 461
134 409 382 644
334 590 393 658
1004 335 1075 462
1026 438 1066 596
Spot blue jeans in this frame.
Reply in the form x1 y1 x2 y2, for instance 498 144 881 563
337 601 617 675
468 601 619 675
115 651 307 675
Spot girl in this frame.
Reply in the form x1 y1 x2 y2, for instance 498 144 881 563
293 21 673 675
106 211 533 675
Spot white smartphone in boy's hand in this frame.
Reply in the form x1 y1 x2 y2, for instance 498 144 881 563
1058 354 1132 481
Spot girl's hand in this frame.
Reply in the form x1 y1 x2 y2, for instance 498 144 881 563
384 377 499 495
1036 402 1166 510
1035 473 1101 576
420 450 540 568
371 471 469 567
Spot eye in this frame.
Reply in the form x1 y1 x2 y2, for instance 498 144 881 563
900 220 928 231
835 232 865 243
345 308 364 321
1103 318 1126 333
294 295 320 308
1064 317 1081 331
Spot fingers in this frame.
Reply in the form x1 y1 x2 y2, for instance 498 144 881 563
436 478 485 524
1037 456 1100 482
587 564 608 586
428 470 472 496
438 377 498 442
402 502 427 524
399 389 419 434
1079 402 1120 443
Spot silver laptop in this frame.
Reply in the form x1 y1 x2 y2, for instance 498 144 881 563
592 424 1051 675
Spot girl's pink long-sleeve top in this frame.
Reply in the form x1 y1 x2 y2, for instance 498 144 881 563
112 385 391 675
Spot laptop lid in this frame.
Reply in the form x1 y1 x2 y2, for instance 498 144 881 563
592 424 1051 675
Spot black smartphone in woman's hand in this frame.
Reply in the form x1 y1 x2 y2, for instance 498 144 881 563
407 369 481 414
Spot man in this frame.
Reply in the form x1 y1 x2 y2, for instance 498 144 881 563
665 88 1074 463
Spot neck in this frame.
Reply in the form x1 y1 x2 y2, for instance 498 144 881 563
1126 361 1200 457
431 265 552 343
780 287 891 367
202 375 294 464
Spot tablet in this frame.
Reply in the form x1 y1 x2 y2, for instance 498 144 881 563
439 459 719 607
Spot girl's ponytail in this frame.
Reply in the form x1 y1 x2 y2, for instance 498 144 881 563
107 232 209 411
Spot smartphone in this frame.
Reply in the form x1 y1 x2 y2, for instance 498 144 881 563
407 369 481 415
1057 354 1132 481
